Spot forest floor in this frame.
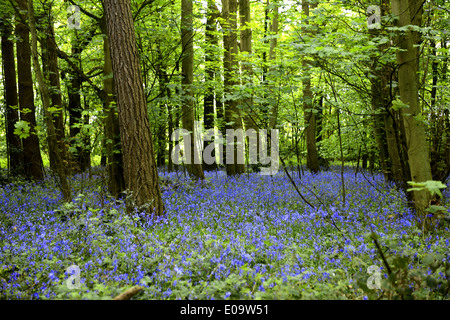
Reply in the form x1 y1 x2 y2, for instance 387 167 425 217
1 166 449 300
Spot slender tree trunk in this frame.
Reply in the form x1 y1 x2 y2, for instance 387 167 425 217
302 1 319 173
265 0 279 169
223 0 233 174
159 60 174 173
167 101 174 172
156 119 166 167
267 0 279 130
392 0 432 225
104 0 164 216
216 90 225 168
1 18 23 176
15 0 44 181
261 1 269 128
151 37 167 169
239 0 259 171
68 42 90 173
368 2 391 180
68 44 83 173
441 39 450 181
223 0 245 175
41 3 66 174
369 56 391 181
203 0 219 171
155 44 168 169
429 38 450 182
315 95 326 166
152 30 174 172
181 0 205 179
27 0 71 201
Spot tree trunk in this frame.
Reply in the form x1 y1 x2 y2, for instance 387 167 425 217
167 101 174 172
15 0 44 181
26 0 71 201
41 3 67 174
429 38 450 182
100 17 125 198
376 0 412 200
203 0 219 171
157 53 174 173
156 120 166 167
152 38 167 169
104 0 164 216
315 95 325 163
239 0 259 171
68 44 90 173
267 0 279 130
302 1 320 173
441 40 450 181
223 0 245 175
1 18 23 176
68 45 83 173
369 58 391 181
261 1 269 128
181 0 205 179
392 0 432 225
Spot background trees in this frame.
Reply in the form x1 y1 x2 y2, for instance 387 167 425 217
0 0 448 225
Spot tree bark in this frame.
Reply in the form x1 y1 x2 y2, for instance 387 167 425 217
27 0 71 201
41 1 67 174
68 43 90 173
392 0 432 225
239 0 259 171
374 0 412 197
1 17 23 176
267 0 279 130
100 16 125 198
428 38 450 182
302 1 320 173
181 0 205 179
223 0 245 175
15 0 44 181
104 0 164 216
369 45 391 181
155 45 174 172
203 0 220 171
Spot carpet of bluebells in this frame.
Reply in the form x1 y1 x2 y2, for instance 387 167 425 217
1 166 449 300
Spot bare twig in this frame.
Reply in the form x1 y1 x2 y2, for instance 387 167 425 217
371 233 392 275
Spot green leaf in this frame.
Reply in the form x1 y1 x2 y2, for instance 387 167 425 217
14 120 31 139
48 107 62 114
392 98 408 111
426 205 447 214
407 180 447 198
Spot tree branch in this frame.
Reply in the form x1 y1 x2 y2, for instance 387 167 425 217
67 0 101 21
133 0 156 21
113 286 144 300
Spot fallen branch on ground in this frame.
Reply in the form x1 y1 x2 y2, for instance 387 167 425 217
113 286 144 300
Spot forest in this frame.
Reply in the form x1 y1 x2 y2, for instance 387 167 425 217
0 0 449 301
